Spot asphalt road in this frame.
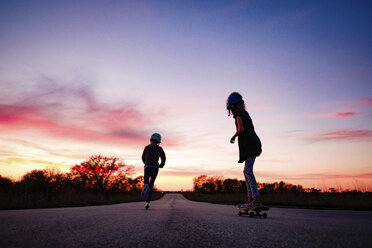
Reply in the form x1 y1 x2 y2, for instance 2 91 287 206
1 193 371 248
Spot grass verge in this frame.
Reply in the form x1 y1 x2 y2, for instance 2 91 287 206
182 192 372 210
0 191 164 210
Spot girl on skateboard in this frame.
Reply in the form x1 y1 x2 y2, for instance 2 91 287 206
227 92 262 208
141 133 166 209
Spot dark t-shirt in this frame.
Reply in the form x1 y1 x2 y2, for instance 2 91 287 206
142 143 166 167
234 110 262 163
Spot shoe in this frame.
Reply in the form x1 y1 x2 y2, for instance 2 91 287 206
141 184 149 196
240 202 254 209
252 202 262 208
145 203 150 210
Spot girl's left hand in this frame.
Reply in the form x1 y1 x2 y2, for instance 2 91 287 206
230 136 235 143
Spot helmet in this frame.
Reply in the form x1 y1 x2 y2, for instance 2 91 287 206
150 133 161 143
226 92 244 109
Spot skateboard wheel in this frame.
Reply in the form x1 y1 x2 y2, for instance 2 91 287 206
263 213 267 218
238 211 242 216
249 212 254 218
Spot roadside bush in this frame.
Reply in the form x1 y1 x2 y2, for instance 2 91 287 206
193 175 306 194
0 155 162 209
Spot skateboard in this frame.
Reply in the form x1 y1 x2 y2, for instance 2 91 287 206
237 205 269 218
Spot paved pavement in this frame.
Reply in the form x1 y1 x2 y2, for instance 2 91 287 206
1 193 371 247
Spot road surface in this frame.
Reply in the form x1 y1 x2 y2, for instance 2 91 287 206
1 193 371 247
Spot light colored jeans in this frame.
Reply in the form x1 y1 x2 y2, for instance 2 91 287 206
243 156 259 198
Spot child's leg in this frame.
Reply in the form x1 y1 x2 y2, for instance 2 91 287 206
243 157 260 203
146 168 159 204
243 167 253 203
142 167 151 196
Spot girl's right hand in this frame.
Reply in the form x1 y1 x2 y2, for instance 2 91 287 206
230 137 235 143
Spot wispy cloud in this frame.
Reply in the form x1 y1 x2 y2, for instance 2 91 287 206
0 75 168 147
309 129 372 142
335 112 358 118
271 172 372 181
0 157 69 168
290 97 372 120
307 111 360 119
0 137 92 159
356 97 372 107
319 97 372 118
0 102 148 146
161 167 233 178
299 173 372 180
160 169 372 183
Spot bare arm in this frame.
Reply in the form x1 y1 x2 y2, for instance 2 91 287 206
230 116 244 143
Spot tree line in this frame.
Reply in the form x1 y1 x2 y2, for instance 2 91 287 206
193 175 321 194
0 155 153 209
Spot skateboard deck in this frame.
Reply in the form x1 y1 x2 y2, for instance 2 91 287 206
237 205 269 218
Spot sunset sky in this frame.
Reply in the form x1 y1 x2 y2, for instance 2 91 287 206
0 1 371 191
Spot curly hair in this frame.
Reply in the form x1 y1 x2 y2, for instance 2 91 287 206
227 101 246 116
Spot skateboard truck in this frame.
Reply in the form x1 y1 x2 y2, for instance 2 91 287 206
237 205 269 218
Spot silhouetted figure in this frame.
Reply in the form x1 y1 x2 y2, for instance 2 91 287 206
141 133 166 209
227 92 262 208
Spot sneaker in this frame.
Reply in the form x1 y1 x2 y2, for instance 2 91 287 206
251 202 263 208
240 202 254 209
145 202 150 210
141 184 149 196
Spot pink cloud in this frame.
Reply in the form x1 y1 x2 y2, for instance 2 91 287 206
0 81 179 147
357 97 372 106
295 173 372 180
160 167 231 177
308 97 372 119
161 169 372 183
254 172 372 181
307 111 359 119
335 112 358 118
306 113 333 119
309 129 372 142
0 106 141 145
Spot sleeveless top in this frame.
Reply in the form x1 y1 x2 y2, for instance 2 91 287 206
234 110 262 163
